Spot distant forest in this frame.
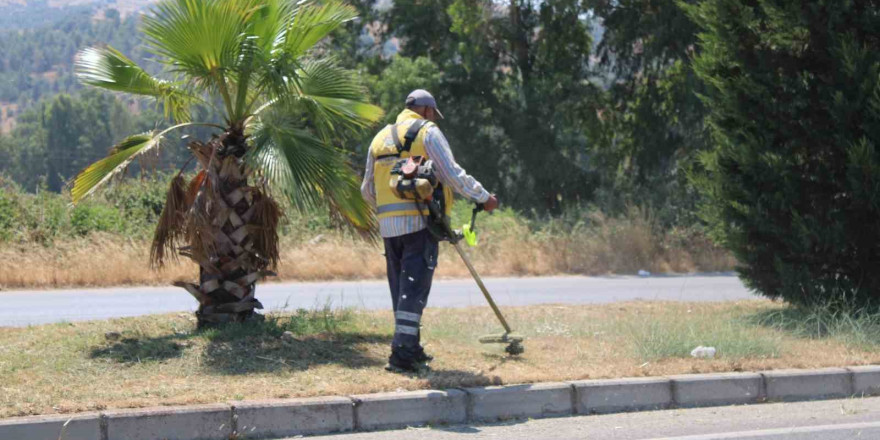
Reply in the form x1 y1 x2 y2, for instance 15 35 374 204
0 8 146 111
1 0 707 225
0 0 96 31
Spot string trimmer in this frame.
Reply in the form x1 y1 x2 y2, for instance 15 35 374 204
428 202 524 355
458 204 524 355
392 157 523 355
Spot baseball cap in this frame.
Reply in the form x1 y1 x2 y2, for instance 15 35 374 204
405 89 444 119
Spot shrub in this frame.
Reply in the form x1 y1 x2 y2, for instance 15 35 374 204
688 0 880 308
102 176 168 235
0 191 16 241
70 202 123 236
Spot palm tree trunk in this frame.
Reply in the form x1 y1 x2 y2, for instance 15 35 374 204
172 129 279 328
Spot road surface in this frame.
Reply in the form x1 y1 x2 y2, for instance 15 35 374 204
0 274 753 327
295 396 880 440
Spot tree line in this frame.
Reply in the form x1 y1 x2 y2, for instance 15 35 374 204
1 0 703 220
1 0 879 308
0 9 147 108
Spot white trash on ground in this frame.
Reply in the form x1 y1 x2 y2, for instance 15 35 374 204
690 345 717 358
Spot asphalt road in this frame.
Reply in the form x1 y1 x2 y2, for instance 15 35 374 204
296 396 880 440
0 274 753 327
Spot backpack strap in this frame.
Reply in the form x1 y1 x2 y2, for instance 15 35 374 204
379 120 430 160
391 123 404 153
402 119 428 153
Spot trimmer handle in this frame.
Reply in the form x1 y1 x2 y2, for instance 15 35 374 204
469 203 485 232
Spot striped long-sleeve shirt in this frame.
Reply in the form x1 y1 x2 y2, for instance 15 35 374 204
361 125 491 238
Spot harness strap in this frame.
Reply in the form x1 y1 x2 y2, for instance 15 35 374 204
391 123 404 153
388 119 429 157
403 119 428 152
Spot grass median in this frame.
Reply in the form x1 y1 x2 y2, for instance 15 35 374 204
4 300 880 419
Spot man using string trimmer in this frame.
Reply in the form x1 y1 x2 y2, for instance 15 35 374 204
361 89 499 374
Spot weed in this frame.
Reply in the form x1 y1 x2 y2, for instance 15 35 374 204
750 303 880 350
618 311 782 362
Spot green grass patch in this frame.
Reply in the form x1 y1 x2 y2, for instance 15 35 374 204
618 310 783 362
750 303 880 351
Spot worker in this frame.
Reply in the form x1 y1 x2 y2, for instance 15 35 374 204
361 89 499 373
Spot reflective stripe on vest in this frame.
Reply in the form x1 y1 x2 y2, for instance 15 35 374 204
376 202 428 215
368 109 454 220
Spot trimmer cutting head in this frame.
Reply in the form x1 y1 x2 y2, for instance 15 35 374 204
479 333 525 355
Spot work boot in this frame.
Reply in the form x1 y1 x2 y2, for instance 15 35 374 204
386 345 430 374
414 345 433 363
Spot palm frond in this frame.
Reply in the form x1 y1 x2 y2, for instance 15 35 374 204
246 112 376 232
253 58 384 138
71 132 164 204
250 189 282 268
297 60 384 130
246 0 295 53
297 58 365 99
151 173 189 267
142 0 251 80
281 0 358 58
231 35 264 120
75 46 198 122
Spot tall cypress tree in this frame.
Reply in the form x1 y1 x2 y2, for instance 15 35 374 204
688 0 880 307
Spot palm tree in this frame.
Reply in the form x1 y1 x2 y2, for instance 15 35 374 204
72 0 382 327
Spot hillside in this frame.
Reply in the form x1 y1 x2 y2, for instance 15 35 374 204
0 0 156 29
0 2 154 133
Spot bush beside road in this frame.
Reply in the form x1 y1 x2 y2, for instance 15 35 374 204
0 177 733 290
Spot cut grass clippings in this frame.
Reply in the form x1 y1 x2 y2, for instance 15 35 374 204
4 300 880 419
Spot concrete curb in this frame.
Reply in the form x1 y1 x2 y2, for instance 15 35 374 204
351 389 466 430
465 382 573 422
233 396 354 439
3 366 879 440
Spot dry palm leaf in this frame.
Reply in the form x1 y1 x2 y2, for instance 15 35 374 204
150 174 188 268
185 175 219 270
249 190 282 269
186 170 207 207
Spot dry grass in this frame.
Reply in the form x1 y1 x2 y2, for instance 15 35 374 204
3 300 880 419
0 212 735 290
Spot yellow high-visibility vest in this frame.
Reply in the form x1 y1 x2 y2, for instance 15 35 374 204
369 109 454 220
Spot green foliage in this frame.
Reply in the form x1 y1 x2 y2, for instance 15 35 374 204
0 90 186 193
0 174 172 244
276 307 354 337
0 9 145 106
0 178 70 244
0 190 17 241
71 131 166 204
70 0 383 232
103 179 167 227
689 0 880 307
589 0 708 226
376 0 599 212
621 311 781 361
1 0 720 234
367 57 443 124
751 304 880 351
76 47 197 123
70 202 124 236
